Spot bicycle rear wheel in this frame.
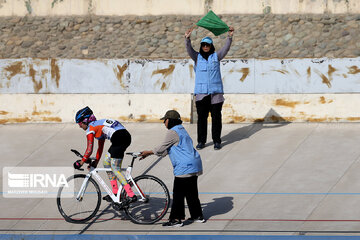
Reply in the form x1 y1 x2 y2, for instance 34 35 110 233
57 174 101 223
122 175 170 224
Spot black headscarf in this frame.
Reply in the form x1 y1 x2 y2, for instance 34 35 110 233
199 43 215 60
166 119 183 129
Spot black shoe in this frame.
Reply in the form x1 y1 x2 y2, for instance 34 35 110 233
187 216 206 223
102 195 113 202
196 142 205 150
214 142 221 150
162 219 183 227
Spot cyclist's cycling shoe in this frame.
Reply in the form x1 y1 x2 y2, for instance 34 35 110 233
123 195 138 206
102 195 113 203
128 195 138 203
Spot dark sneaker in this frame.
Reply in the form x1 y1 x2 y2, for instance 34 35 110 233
102 195 113 202
214 142 221 150
196 142 205 150
187 216 206 223
162 219 183 227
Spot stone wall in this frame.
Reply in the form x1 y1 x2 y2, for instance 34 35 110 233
1 14 360 59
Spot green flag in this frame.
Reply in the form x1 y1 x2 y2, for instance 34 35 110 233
196 10 229 36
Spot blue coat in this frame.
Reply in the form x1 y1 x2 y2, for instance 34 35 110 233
168 125 203 176
194 52 224 94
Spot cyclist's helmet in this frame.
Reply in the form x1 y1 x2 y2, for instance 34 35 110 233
75 106 95 124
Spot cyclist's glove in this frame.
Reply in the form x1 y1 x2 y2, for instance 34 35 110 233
73 160 82 169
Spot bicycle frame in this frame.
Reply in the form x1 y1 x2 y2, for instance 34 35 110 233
76 158 146 204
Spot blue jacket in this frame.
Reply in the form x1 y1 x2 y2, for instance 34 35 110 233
168 125 203 176
194 52 224 94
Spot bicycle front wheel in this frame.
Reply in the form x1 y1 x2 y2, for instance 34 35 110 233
122 175 170 224
57 174 101 223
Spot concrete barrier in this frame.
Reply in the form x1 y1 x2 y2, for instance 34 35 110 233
1 57 360 123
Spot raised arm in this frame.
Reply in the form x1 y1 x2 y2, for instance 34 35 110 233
217 26 234 61
185 28 198 62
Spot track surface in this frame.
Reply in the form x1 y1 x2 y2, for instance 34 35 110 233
2 122 360 238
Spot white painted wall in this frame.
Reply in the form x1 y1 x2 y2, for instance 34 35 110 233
0 0 359 16
1 57 360 123
1 58 360 94
1 93 359 124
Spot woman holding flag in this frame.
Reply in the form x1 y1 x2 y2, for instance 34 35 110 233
185 11 234 150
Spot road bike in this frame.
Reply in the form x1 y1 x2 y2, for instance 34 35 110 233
57 149 170 224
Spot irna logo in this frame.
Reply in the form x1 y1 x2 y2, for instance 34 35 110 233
8 173 69 188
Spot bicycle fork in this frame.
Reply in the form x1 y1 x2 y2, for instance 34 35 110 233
76 174 92 201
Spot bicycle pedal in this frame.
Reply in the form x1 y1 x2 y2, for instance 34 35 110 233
111 202 124 211
102 195 113 203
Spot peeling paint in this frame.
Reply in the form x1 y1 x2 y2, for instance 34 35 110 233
51 59 60 88
114 63 128 89
319 96 333 104
273 69 289 75
348 66 360 74
347 117 360 121
160 82 167 91
328 64 337 81
320 96 326 104
41 117 62 122
0 117 31 124
4 61 25 83
307 67 311 78
231 116 246 122
32 110 52 116
307 117 327 122
29 64 43 93
314 69 331 88
275 99 300 108
138 114 147 122
152 64 175 78
189 64 194 78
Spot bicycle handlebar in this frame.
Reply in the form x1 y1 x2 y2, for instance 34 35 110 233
71 149 142 171
126 152 142 158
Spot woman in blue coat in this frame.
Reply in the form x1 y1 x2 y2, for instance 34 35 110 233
140 110 204 227
185 27 234 150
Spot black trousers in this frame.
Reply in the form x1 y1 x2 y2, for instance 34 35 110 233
169 176 203 220
195 95 223 144
108 129 131 159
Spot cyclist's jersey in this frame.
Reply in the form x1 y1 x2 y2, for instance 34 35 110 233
86 119 125 140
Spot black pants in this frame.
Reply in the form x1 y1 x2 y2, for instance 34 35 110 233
195 95 223 144
169 176 203 220
108 129 131 159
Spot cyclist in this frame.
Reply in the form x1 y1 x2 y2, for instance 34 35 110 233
74 106 137 203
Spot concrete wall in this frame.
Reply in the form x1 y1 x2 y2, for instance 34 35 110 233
1 0 360 16
1 93 359 124
2 58 360 94
1 58 360 123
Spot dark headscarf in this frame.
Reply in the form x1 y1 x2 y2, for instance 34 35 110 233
167 119 183 129
199 43 215 60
